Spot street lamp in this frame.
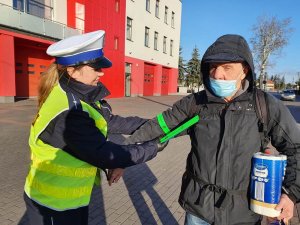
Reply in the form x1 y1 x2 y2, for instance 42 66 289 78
263 80 267 91
262 72 267 91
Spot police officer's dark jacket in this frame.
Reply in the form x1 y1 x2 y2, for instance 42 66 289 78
39 74 157 169
126 35 300 224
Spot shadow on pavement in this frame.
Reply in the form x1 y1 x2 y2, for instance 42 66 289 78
123 164 179 225
89 186 107 225
109 134 179 225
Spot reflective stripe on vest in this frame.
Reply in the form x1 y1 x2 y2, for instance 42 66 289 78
24 84 107 210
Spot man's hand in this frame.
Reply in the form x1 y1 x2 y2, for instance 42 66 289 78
107 168 124 186
156 139 169 152
275 194 294 224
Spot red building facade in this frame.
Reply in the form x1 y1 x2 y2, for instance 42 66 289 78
0 0 125 102
0 29 53 102
67 0 126 98
0 0 180 103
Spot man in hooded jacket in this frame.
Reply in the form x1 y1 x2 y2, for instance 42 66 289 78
125 34 300 225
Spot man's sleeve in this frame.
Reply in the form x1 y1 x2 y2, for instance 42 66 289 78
267 94 300 203
108 114 148 135
100 99 148 135
125 94 196 144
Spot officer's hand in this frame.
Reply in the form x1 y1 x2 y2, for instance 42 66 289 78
276 193 294 224
156 139 168 152
107 168 124 186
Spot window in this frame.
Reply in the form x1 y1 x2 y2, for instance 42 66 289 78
154 32 158 50
114 37 119 50
127 17 133 40
13 0 24 11
125 63 132 74
125 63 132 96
146 0 150 12
145 27 150 47
164 6 168 24
155 0 159 18
115 0 120 13
163 36 167 53
125 63 132 81
13 0 53 20
170 39 173 56
171 11 175 27
75 2 85 30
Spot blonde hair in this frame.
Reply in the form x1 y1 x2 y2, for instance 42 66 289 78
37 63 88 109
33 63 87 124
37 63 67 109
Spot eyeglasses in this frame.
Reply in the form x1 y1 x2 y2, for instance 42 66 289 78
87 65 102 72
93 67 102 72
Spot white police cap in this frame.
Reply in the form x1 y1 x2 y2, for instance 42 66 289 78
46 30 112 68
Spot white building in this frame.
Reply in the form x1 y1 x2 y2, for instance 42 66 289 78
125 0 182 96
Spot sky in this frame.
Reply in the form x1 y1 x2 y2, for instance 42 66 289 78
180 0 300 83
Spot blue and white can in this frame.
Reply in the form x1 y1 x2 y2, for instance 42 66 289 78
250 152 283 217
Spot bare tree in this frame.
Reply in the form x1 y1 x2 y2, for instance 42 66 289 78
250 16 293 89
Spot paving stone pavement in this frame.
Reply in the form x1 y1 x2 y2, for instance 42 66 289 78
0 95 299 225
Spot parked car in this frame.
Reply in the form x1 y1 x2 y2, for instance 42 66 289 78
280 90 296 101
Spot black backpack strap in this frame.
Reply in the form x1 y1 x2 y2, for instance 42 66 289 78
190 91 208 118
254 88 270 152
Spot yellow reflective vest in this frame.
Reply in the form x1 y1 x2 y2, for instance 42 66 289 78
24 84 107 210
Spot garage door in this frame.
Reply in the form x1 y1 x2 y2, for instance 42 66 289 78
143 63 154 96
15 46 51 97
161 67 169 95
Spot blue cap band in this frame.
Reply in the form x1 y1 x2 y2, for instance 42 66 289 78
56 49 104 66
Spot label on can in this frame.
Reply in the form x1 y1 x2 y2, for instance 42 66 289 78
250 153 283 204
280 154 287 181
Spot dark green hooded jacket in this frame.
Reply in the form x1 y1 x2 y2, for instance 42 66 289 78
126 34 300 225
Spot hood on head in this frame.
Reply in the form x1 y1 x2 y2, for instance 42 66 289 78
201 34 255 90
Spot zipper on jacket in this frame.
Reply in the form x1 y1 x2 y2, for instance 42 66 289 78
215 102 231 224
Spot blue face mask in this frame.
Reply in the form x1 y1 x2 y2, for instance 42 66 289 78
209 78 237 98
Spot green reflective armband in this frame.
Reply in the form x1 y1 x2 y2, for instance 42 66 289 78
157 113 170 134
160 115 200 143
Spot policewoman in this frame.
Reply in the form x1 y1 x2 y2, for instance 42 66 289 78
23 30 164 225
